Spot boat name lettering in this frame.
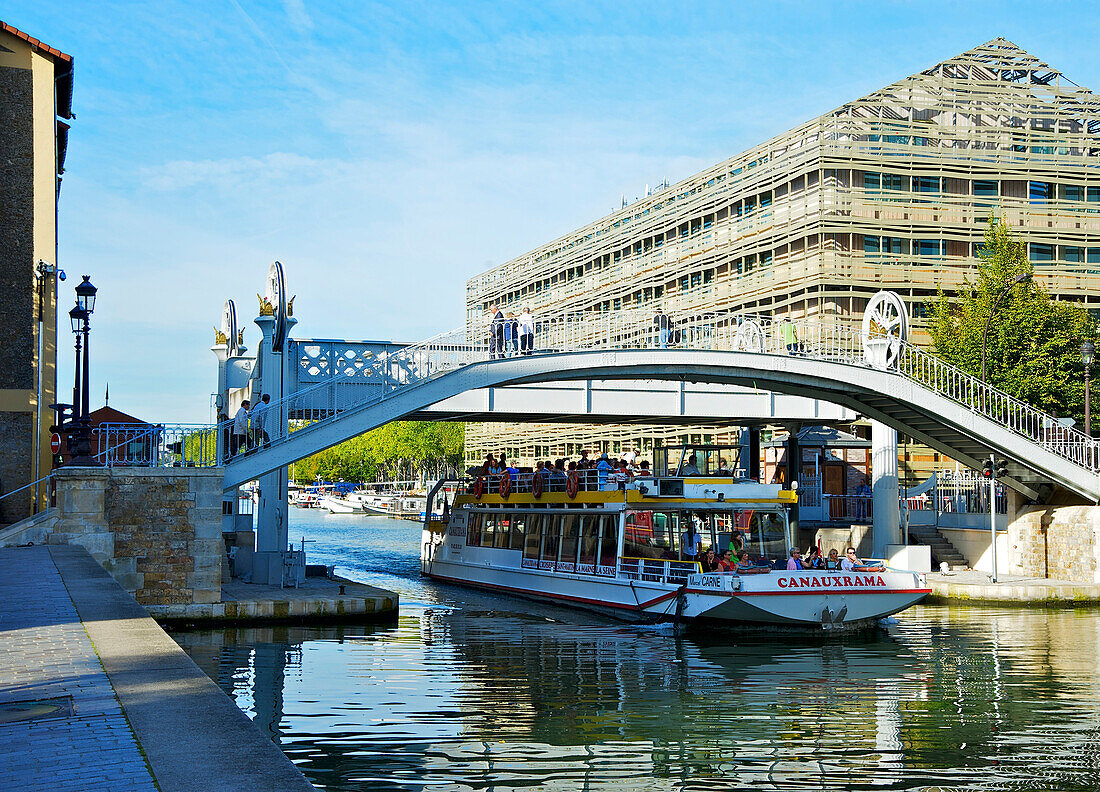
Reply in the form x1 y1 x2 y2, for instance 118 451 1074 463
447 525 465 537
776 575 887 588
521 558 538 569
449 543 463 552
576 563 595 574
555 562 576 573
696 575 724 588
596 565 616 577
539 560 554 571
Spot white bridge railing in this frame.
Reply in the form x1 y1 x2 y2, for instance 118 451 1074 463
133 306 1098 476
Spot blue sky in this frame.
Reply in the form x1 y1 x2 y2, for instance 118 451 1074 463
12 1 1100 422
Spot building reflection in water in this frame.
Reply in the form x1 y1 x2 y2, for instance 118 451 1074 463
171 605 1100 791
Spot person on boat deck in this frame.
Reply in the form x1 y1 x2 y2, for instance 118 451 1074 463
518 306 534 355
636 460 651 477
550 460 568 490
596 452 612 488
786 548 804 570
715 457 732 476
825 548 841 570
681 454 700 475
681 524 703 561
716 549 736 573
736 551 769 574
699 547 718 572
841 547 886 572
506 460 519 483
805 546 824 569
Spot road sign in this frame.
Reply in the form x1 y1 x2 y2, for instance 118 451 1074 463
50 433 61 454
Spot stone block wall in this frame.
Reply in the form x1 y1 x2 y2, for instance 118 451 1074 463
49 467 224 605
1008 506 1100 584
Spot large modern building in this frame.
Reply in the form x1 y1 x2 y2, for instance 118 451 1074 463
463 39 1100 469
0 22 72 521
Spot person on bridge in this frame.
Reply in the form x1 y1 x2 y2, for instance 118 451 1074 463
503 312 517 357
654 308 670 348
250 394 271 449
231 400 250 457
518 307 534 355
488 306 504 359
781 318 800 355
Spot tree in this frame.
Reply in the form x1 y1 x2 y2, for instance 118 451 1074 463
927 217 1098 430
289 421 464 483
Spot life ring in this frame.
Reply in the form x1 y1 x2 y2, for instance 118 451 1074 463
499 475 512 499
473 477 484 500
532 474 544 499
566 471 579 499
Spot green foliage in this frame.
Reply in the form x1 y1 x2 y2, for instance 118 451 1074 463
928 217 1098 430
289 421 464 483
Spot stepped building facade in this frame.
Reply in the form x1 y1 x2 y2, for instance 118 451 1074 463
464 39 1100 468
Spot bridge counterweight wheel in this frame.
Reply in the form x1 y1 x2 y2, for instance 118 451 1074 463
862 291 909 369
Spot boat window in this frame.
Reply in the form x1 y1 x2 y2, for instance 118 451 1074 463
509 514 526 550
467 513 482 546
480 513 497 548
558 514 579 572
598 515 618 574
744 509 789 563
541 515 561 569
494 513 510 548
624 511 657 558
577 516 599 573
522 514 542 566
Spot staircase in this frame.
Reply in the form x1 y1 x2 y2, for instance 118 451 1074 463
907 524 968 569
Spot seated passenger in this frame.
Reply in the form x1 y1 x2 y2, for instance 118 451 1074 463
716 549 735 573
824 548 841 570
841 547 885 573
636 460 652 477
681 454 700 475
715 457 732 476
786 547 803 570
699 547 718 572
736 550 770 574
804 547 824 569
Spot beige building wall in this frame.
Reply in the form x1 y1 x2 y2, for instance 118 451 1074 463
464 39 1100 466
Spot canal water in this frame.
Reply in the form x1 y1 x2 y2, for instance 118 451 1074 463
171 510 1100 791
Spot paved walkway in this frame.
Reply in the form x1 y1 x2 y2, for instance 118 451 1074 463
0 545 157 792
928 570 1100 603
0 545 316 792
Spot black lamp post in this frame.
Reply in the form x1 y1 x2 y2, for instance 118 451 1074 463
981 271 1033 383
1083 340 1095 437
67 276 98 465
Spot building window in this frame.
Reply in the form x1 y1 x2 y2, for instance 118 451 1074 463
1029 181 1053 202
863 235 880 253
974 180 998 197
1089 186 1100 202
1030 243 1054 262
883 237 908 255
1088 248 1100 264
1065 185 1083 201
915 239 943 256
1064 246 1084 263
863 172 880 191
882 174 905 191
913 176 941 193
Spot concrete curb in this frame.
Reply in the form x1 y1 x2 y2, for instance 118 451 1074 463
48 545 316 792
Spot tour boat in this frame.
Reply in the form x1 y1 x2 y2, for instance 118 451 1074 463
421 446 929 631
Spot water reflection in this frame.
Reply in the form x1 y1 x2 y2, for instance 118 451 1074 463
174 605 1100 791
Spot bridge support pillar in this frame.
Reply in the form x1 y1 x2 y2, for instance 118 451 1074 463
747 427 761 481
253 312 297 585
786 429 800 538
871 420 901 557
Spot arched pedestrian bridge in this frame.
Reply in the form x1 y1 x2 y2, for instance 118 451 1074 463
222 298 1100 503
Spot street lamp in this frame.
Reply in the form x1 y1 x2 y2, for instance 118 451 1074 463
981 272 1033 383
1083 340 1095 437
67 276 98 465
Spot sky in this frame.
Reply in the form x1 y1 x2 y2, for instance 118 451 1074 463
12 1 1100 423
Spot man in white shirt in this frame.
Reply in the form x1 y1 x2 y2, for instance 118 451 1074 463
250 394 271 449
681 454 700 475
518 307 534 355
231 400 250 457
622 447 638 465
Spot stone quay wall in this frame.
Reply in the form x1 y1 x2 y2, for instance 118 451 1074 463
48 467 224 604
1008 506 1100 584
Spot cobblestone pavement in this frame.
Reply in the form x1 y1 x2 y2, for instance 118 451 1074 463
0 546 158 792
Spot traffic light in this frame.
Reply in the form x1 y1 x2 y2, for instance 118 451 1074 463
982 458 993 478
995 459 1008 479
